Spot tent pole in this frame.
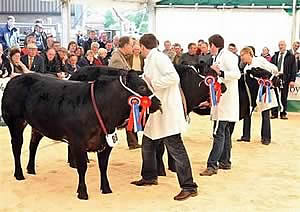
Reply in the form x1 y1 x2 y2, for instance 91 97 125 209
291 0 297 44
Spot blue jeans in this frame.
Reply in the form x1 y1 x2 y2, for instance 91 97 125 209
141 134 197 192
207 121 235 170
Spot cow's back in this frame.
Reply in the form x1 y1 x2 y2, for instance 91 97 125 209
2 73 92 139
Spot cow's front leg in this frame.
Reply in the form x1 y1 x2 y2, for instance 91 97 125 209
97 143 112 194
71 143 88 200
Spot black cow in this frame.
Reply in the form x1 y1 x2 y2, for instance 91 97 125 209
69 64 224 175
1 69 161 200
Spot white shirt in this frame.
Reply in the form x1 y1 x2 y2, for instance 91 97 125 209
143 48 186 140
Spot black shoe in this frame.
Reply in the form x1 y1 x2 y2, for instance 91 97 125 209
218 162 231 170
130 178 158 186
236 137 250 142
261 139 271 145
174 190 198 201
270 115 278 119
280 115 288 120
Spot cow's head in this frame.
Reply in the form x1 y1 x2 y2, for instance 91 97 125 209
246 67 280 87
124 70 161 113
194 62 227 93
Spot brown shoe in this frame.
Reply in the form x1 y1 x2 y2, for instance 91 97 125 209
200 168 217 176
174 190 198 201
130 178 158 186
280 115 288 120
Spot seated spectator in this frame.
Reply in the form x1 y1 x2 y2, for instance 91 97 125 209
105 40 114 59
172 43 182 65
196 39 204 55
113 35 119 48
75 46 84 60
21 43 45 73
52 41 61 53
42 48 61 75
99 32 108 48
21 35 36 56
128 44 144 71
83 30 98 54
57 47 68 73
45 35 54 51
179 42 198 65
0 43 9 77
67 41 78 54
98 48 109 65
162 40 175 61
90 42 102 65
65 53 80 75
261 47 272 62
198 41 212 65
78 50 96 67
2 47 31 78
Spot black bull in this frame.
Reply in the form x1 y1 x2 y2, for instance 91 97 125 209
1 69 161 200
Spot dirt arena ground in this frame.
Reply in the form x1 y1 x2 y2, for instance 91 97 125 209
0 112 299 212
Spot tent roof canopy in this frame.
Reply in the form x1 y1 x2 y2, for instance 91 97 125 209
157 0 300 7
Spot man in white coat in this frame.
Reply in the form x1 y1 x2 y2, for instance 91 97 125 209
131 34 198 201
200 34 241 176
237 47 278 145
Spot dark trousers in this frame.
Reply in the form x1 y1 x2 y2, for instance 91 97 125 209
272 84 289 117
207 121 235 170
126 131 138 147
241 110 271 141
141 134 197 192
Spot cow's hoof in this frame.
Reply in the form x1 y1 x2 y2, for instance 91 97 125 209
27 168 36 175
14 174 25 181
101 188 112 194
77 192 88 200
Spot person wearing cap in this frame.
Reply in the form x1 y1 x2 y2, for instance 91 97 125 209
0 16 19 53
27 19 47 52
21 42 45 73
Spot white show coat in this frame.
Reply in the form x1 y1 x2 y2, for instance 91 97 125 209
244 56 278 112
143 48 186 140
211 49 241 122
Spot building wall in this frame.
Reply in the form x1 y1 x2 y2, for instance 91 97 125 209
155 8 294 54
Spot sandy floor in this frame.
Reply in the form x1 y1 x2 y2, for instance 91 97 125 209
0 112 299 212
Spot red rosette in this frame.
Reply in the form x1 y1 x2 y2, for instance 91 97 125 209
140 96 152 108
139 96 152 126
214 81 222 103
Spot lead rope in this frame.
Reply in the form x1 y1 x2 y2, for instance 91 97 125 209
90 82 108 135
